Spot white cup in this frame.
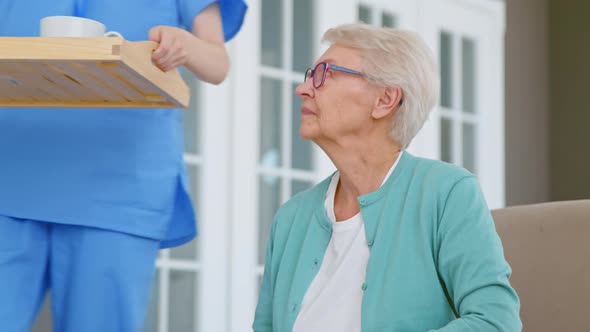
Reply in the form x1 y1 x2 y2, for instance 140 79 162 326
40 16 122 38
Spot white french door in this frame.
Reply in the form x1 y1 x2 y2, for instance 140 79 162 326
420 0 506 208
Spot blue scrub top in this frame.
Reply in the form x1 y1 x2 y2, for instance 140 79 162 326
0 0 247 248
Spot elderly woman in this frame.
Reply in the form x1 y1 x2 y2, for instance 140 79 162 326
253 23 521 332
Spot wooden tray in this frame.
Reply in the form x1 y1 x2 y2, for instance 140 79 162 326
0 37 190 108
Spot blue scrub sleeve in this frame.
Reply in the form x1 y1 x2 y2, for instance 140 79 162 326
177 0 247 41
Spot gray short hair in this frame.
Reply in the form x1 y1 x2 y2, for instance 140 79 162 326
322 23 440 149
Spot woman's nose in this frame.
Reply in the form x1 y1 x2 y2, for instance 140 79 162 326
295 79 314 98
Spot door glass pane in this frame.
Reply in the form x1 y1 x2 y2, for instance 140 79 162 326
462 37 476 113
382 11 396 28
462 123 477 173
170 236 198 260
185 164 201 210
143 271 159 332
183 108 200 155
182 73 201 154
168 271 197 332
291 179 313 196
260 78 283 168
291 83 312 170
261 0 283 67
440 31 453 108
440 117 453 163
358 5 371 24
171 165 200 260
258 176 282 264
292 0 313 73
257 275 263 296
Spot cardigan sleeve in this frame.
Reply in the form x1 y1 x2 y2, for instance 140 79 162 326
431 176 522 332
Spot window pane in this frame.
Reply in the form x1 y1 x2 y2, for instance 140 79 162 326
382 11 396 28
358 5 371 24
462 37 476 113
291 83 313 170
257 275 263 297
170 238 198 261
261 0 283 67
258 176 282 264
291 179 313 196
440 117 453 163
185 164 199 198
440 31 453 108
182 109 199 155
182 73 200 154
171 165 200 260
462 123 477 173
292 0 313 73
168 271 197 332
260 78 283 168
142 271 159 332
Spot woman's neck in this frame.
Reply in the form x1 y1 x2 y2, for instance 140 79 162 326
325 139 401 221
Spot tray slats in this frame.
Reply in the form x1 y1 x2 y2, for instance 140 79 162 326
0 37 190 108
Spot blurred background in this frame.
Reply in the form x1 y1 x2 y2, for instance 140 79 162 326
33 0 589 331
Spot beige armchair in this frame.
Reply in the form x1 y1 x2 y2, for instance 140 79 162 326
492 200 590 332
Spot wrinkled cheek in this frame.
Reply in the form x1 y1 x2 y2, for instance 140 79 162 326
317 120 340 139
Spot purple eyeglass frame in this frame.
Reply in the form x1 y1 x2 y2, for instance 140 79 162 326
304 62 366 88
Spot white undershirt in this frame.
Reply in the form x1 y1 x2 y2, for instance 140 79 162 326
293 152 402 332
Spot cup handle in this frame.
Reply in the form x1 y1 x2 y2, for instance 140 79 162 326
104 31 122 38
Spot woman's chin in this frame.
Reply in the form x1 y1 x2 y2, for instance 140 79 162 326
299 126 317 140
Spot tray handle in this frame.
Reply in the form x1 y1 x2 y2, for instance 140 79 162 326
120 40 190 107
122 40 186 78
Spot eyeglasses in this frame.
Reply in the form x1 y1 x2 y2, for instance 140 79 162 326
304 62 367 89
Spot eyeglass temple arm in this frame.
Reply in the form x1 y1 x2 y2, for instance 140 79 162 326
328 64 367 77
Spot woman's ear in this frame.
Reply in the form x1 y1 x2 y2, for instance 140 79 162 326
372 86 403 120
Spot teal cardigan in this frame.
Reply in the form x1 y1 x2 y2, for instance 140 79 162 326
253 152 521 331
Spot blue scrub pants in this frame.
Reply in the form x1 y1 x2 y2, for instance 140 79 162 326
0 215 160 332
